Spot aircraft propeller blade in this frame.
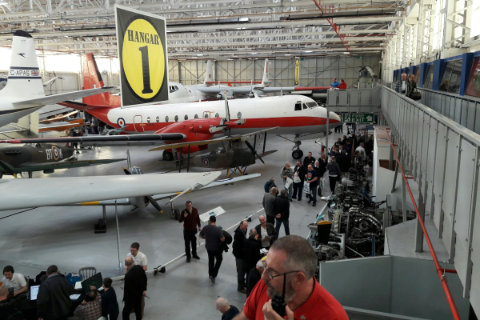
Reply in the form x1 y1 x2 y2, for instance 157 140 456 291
224 92 231 122
245 140 264 164
146 196 162 211
126 149 132 169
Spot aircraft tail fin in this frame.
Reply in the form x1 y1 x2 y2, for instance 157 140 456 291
1 31 44 98
260 59 270 87
82 53 119 107
204 60 214 85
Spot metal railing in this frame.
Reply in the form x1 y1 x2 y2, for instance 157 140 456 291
327 87 381 113
418 88 480 134
381 86 480 318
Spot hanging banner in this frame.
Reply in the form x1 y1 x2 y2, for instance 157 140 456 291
295 58 299 86
115 5 169 107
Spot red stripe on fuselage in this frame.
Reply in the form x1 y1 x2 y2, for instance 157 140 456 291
109 116 340 134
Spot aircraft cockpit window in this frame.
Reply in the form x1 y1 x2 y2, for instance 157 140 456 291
306 102 318 108
295 102 302 111
194 114 199 119
237 112 242 119
169 85 179 93
156 116 160 123
165 116 169 122
184 114 188 120
174 115 179 122
302 103 308 109
147 117 151 123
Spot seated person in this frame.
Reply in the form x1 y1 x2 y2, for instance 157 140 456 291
73 289 102 320
2 265 27 297
0 286 25 320
246 258 265 297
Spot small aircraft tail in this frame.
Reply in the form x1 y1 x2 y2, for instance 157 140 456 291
204 60 214 85
260 59 270 87
82 53 119 107
1 31 44 98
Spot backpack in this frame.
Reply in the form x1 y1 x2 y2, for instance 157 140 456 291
223 230 232 244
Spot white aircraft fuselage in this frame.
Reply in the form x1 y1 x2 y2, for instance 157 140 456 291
92 95 341 138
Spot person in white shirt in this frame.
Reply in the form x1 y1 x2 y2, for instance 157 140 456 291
355 142 366 161
395 73 407 94
2 265 27 297
126 242 148 271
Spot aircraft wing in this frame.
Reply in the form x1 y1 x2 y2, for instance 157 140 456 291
148 127 279 151
69 173 261 206
0 133 186 145
2 157 126 173
38 119 85 133
197 86 257 96
0 171 221 210
13 87 115 107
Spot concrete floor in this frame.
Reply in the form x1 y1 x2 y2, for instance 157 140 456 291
0 133 338 319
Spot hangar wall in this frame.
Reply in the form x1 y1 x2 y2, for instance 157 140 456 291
1 54 380 94
169 55 381 88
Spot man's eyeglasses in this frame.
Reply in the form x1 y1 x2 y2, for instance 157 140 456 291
262 261 300 280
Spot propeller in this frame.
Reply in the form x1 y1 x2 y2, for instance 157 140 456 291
245 140 265 164
123 149 162 212
145 196 163 212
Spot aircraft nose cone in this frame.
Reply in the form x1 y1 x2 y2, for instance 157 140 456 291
329 111 341 123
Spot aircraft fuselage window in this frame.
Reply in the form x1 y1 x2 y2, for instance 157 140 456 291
215 113 220 118
204 113 209 118
295 102 302 111
237 112 242 119
156 116 160 123
165 116 169 122
174 115 179 122
194 114 199 119
184 114 188 120
147 117 151 123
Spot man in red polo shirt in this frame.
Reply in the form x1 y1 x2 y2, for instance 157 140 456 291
234 235 348 320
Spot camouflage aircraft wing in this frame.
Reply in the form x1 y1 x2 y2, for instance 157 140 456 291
0 133 186 145
148 127 279 151
0 171 221 210
1 158 126 174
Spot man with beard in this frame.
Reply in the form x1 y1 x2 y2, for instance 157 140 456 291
233 235 347 320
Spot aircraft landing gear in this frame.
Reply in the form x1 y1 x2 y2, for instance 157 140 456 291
291 140 303 159
163 150 174 161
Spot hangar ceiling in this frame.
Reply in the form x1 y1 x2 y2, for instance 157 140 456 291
0 0 408 59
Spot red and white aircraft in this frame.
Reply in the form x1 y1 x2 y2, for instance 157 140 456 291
58 92 340 159
5 53 341 159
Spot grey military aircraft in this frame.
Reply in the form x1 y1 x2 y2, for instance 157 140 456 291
0 143 125 178
149 129 277 177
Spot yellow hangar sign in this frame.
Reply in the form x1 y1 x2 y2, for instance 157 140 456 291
116 5 169 106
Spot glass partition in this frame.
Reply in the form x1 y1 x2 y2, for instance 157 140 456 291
465 56 480 98
439 59 462 94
